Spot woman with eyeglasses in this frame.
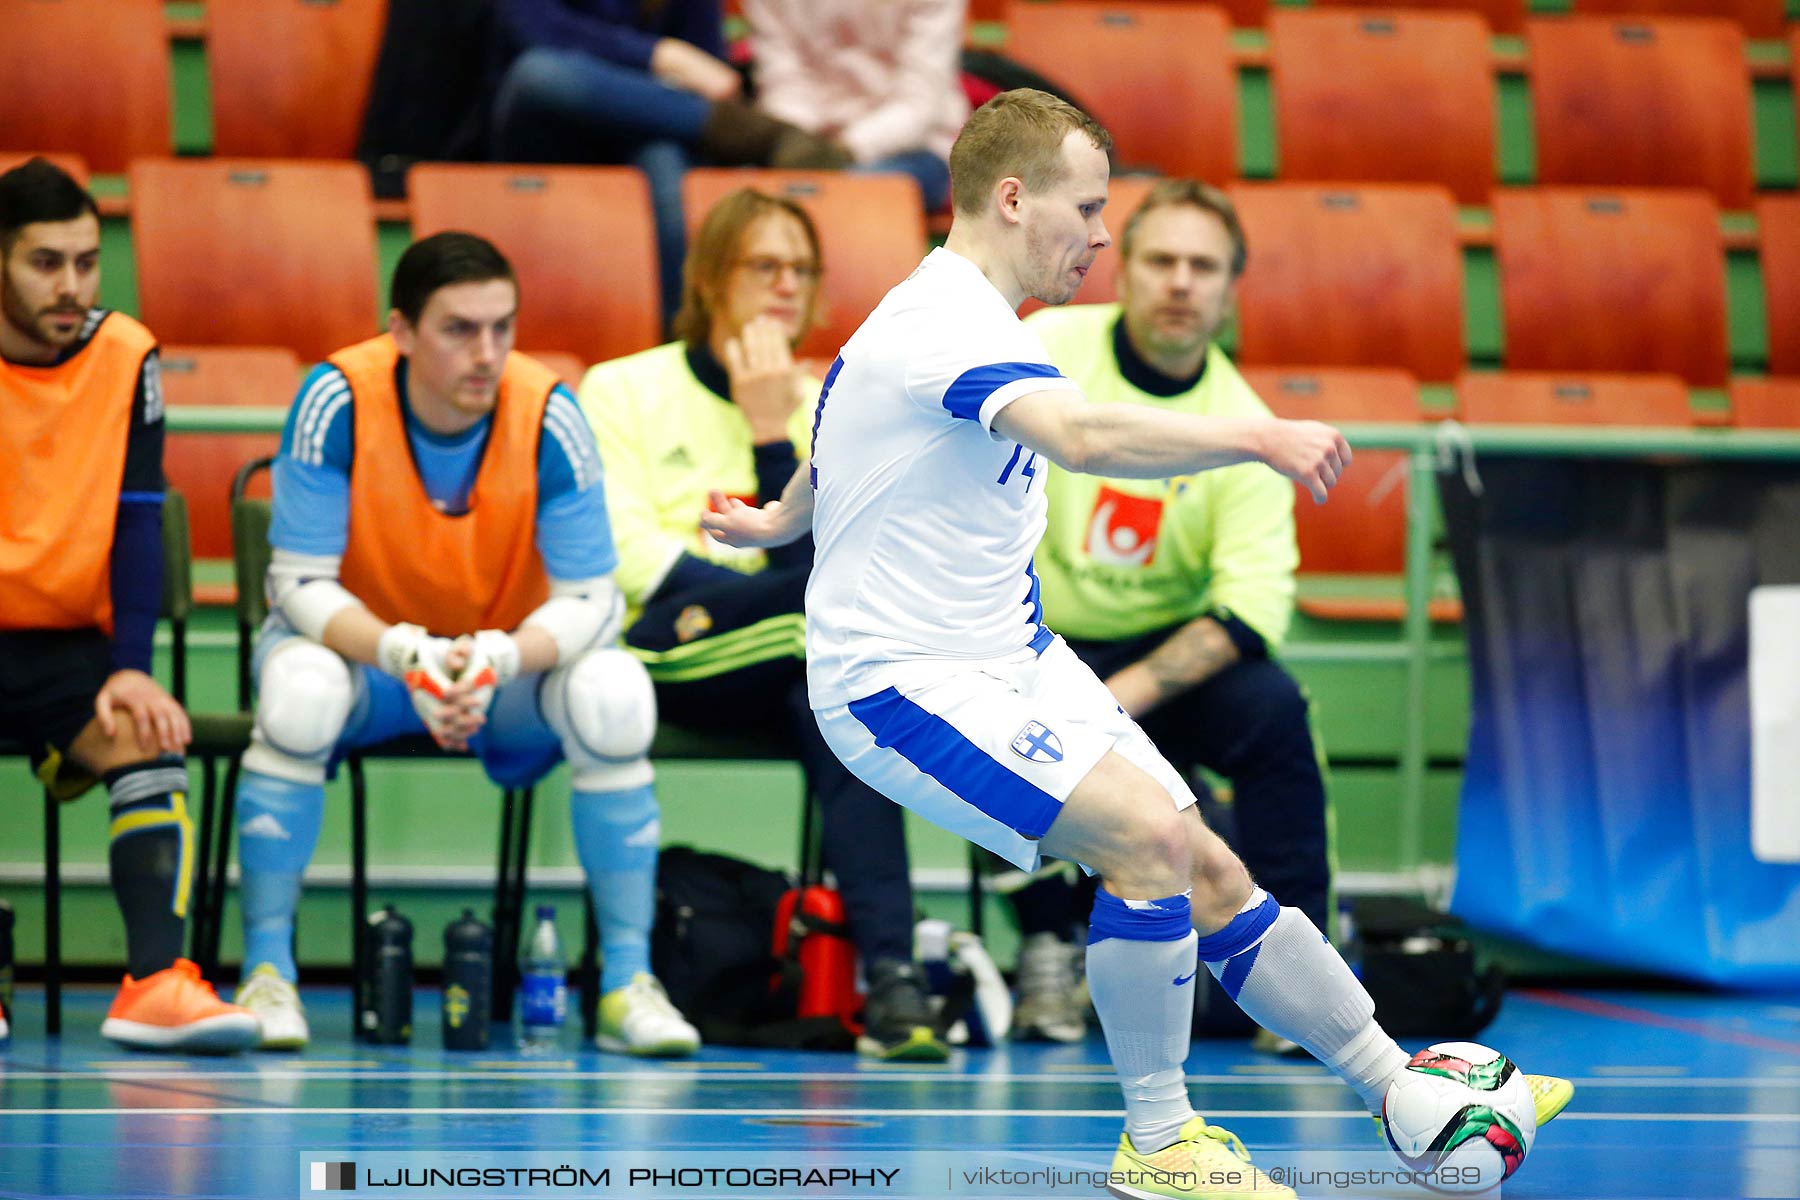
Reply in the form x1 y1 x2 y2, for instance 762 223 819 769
575 189 951 1062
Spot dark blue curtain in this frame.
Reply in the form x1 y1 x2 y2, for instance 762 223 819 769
1441 457 1800 988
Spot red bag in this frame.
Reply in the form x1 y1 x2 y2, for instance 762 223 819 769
772 884 860 1033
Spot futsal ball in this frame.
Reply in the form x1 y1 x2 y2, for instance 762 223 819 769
1380 1042 1536 1194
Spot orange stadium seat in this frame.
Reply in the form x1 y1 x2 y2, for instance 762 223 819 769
159 346 300 560
1529 17 1754 210
0 0 170 172
1004 3 1236 181
131 160 381 362
526 352 589 393
1269 10 1495 205
1572 0 1784 40
1729 378 1800 428
1238 367 1423 577
1312 0 1524 35
1759 197 1800 375
408 164 663 366
1228 184 1464 382
209 0 388 158
1456 372 1695 426
0 153 90 185
681 169 929 361
1493 188 1728 386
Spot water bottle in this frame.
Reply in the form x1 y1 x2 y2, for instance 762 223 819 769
358 905 414 1044
442 910 494 1051
516 905 566 1056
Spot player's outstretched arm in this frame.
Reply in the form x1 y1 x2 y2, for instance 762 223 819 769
993 389 1351 504
700 460 815 548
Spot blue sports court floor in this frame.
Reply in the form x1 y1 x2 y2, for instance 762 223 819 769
2 983 1798 1199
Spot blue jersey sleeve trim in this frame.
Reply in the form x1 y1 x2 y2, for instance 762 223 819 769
941 361 1064 421
118 491 164 504
847 687 1064 840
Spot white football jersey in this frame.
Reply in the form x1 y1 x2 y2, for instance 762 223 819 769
805 247 1084 706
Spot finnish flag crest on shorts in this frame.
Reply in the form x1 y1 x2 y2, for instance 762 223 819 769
1011 720 1064 764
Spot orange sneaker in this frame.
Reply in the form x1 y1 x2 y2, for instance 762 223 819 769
100 959 259 1053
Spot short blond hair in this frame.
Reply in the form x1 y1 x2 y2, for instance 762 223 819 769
1118 179 1248 278
673 188 823 347
948 88 1112 217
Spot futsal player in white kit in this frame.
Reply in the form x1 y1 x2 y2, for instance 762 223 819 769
704 89 1569 1199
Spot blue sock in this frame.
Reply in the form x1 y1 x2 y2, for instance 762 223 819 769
570 784 658 994
1086 888 1200 1154
234 771 325 983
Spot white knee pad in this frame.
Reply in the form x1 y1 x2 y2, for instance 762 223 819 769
543 647 656 791
242 639 355 785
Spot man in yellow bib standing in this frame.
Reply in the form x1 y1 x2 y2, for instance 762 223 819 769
228 232 698 1058
0 158 257 1051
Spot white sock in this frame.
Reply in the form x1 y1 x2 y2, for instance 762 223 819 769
1086 888 1201 1154
1200 890 1410 1112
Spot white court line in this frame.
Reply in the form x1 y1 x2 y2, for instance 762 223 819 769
5 1106 1799 1123
7 1070 1799 1089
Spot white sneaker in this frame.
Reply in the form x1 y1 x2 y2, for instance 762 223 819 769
1013 932 1087 1043
596 972 700 1057
235 963 309 1050
0 999 9 1043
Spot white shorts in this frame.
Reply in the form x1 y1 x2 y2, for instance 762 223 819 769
813 638 1198 872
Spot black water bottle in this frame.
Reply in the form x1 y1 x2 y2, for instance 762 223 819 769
359 905 413 1044
441 910 494 1051
0 898 13 1026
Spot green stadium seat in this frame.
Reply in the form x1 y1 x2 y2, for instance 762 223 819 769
1529 17 1755 210
1229 183 1465 382
0 0 170 172
1004 2 1236 182
1269 9 1496 205
1493 188 1729 387
408 164 663 367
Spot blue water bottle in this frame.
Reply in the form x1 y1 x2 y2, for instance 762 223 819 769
516 905 567 1055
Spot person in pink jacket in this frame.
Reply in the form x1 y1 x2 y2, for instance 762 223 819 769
744 0 971 210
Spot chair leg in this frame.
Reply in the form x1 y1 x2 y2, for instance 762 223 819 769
349 757 369 1039
491 788 529 1024
190 757 217 970
580 892 600 1041
966 843 986 939
44 787 60 1036
205 757 241 975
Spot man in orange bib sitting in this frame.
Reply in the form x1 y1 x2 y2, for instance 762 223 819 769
0 158 257 1051
229 232 697 1057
